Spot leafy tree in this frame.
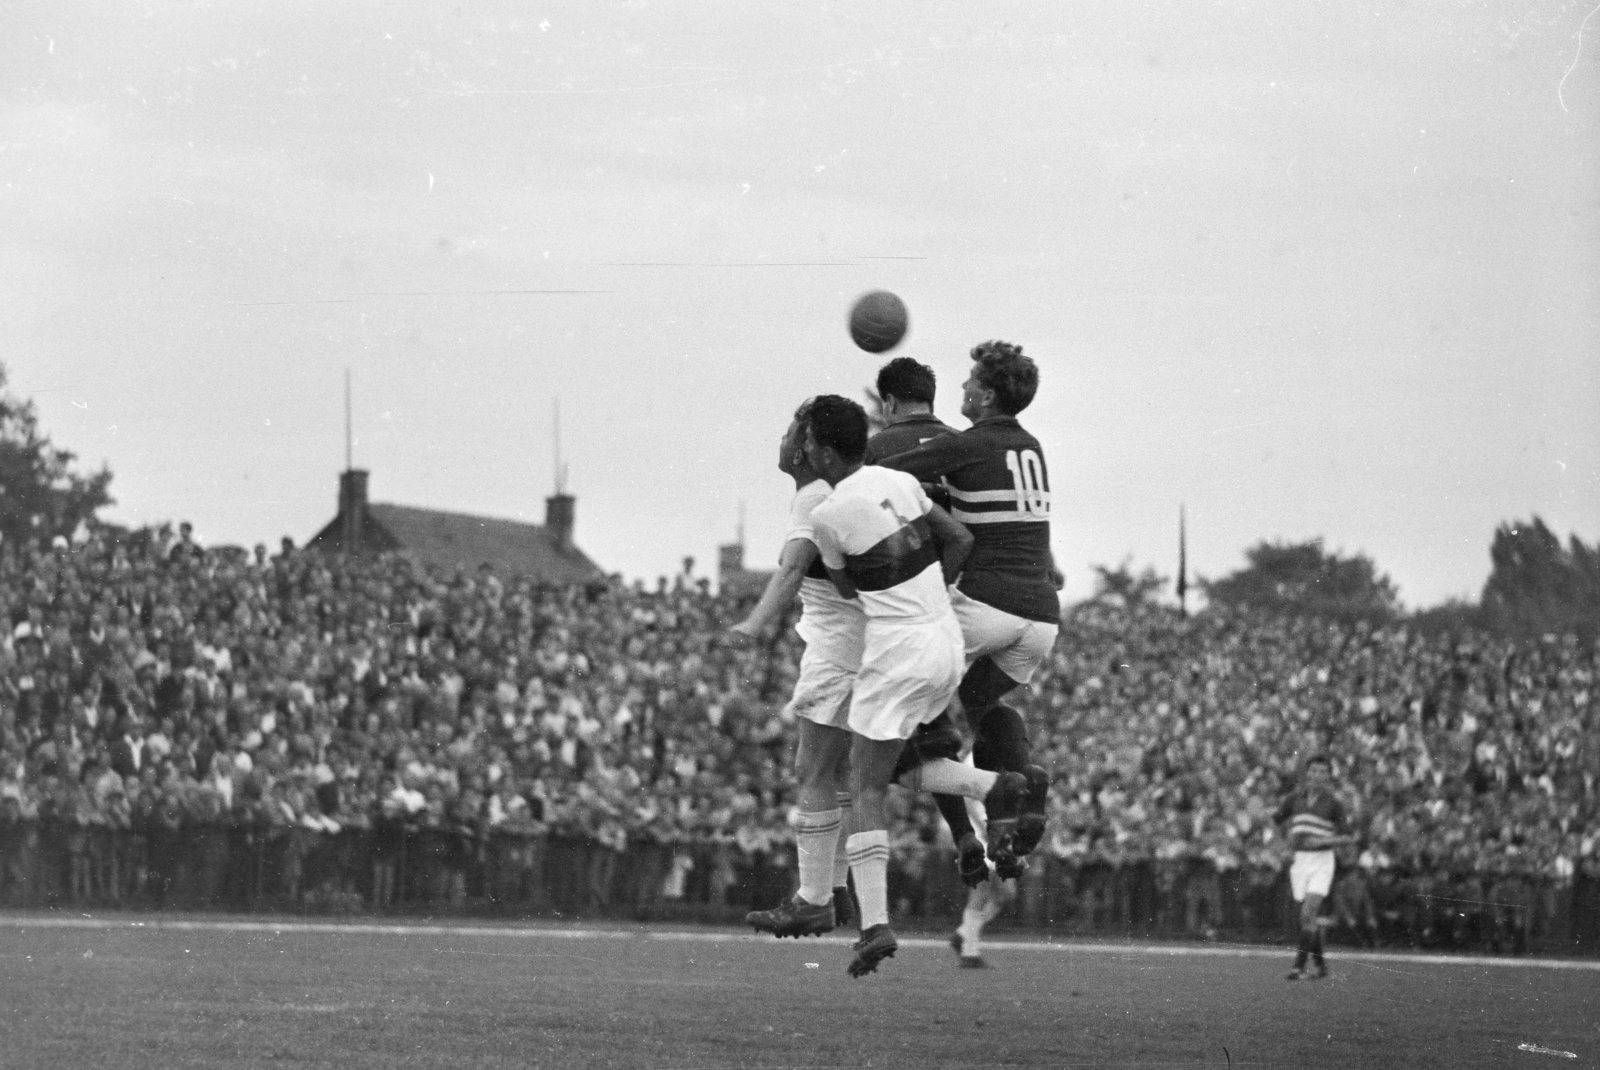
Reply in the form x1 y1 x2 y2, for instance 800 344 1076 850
1480 517 1600 639
0 365 114 549
1090 557 1169 608
1201 539 1399 622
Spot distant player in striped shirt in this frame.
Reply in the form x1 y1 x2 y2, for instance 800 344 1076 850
1274 755 1354 980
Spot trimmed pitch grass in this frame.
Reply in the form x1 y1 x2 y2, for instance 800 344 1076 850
2 915 1596 1069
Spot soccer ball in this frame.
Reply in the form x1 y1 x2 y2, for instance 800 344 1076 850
848 290 908 353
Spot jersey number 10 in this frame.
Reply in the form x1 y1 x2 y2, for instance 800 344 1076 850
1004 449 1049 516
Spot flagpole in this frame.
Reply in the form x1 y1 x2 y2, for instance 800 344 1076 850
1177 504 1188 617
344 367 353 471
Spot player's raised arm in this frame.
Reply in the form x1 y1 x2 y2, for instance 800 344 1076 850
924 502 974 586
728 538 822 641
874 430 969 482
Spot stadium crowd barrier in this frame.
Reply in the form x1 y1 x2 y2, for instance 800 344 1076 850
1 822 1594 955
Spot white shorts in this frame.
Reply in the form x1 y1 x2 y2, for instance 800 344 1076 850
783 644 855 730
1289 850 1336 901
950 589 1059 685
848 614 963 742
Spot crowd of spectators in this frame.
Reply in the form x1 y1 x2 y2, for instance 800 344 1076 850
0 528 1595 945
1034 602 1597 878
1026 601 1597 947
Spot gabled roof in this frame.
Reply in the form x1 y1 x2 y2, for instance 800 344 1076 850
311 502 602 584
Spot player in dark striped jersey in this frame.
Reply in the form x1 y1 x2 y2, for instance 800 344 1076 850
1274 755 1354 980
876 341 1060 874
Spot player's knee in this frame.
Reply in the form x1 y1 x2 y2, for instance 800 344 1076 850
794 756 837 795
973 705 1030 771
892 716 963 780
852 783 890 814
958 657 1019 712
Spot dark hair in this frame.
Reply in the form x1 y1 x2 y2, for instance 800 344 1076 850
875 357 935 406
969 340 1038 416
804 395 868 463
1305 754 1331 770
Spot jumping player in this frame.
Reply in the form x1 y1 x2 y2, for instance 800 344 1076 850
859 359 994 891
1275 754 1354 980
876 341 1061 872
794 394 1027 978
729 399 862 937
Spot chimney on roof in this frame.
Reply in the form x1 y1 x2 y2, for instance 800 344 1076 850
339 469 369 552
545 493 574 552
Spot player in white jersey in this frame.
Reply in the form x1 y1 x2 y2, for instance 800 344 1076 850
729 399 864 937
798 394 1028 978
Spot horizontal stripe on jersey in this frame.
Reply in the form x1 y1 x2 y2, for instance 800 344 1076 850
811 466 953 623
948 487 1055 505
1288 816 1338 839
952 507 1050 525
1275 786 1346 851
844 515 940 592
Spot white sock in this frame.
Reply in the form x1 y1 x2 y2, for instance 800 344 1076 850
910 758 997 800
959 878 1012 957
794 808 842 904
833 792 853 889
847 830 891 930
981 879 1013 925
958 881 993 957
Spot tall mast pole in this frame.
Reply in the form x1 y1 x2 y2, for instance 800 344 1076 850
553 397 563 493
345 367 353 471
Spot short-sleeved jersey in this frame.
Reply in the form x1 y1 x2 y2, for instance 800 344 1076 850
876 415 1058 623
862 414 957 465
784 479 866 668
810 466 953 625
1274 785 1347 852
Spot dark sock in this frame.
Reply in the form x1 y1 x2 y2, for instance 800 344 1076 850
1295 931 1311 969
934 793 975 843
1312 926 1326 965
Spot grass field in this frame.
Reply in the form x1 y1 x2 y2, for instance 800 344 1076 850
2 914 1596 1070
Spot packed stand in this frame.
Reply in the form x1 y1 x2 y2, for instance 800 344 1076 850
1030 601 1598 948
0 530 1595 949
0 530 796 914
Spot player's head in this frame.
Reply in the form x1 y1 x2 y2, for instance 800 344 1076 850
875 357 935 416
779 397 818 478
962 340 1038 421
1304 754 1331 786
802 394 868 480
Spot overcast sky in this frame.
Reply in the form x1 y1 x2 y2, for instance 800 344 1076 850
3 1 1597 608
